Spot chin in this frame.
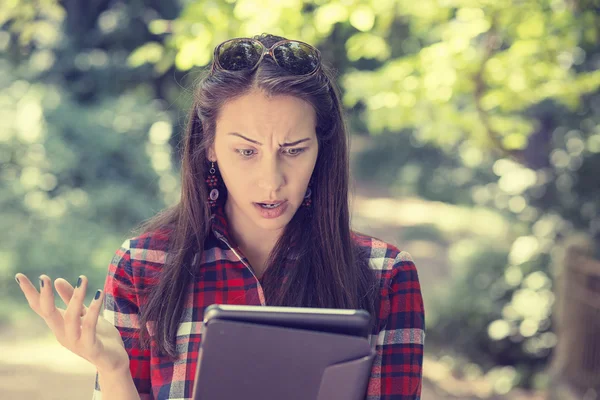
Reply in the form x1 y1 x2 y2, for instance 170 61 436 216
249 203 298 230
254 219 289 231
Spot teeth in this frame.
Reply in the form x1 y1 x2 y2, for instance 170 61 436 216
260 203 280 209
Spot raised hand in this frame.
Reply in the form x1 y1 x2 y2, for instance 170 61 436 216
15 273 130 374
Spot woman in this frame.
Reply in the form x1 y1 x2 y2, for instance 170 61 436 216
15 33 425 399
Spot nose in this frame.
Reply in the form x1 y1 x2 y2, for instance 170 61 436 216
257 155 285 193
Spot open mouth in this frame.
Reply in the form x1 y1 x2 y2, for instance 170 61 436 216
256 202 283 209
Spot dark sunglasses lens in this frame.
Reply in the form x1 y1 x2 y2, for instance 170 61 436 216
273 42 319 75
217 40 263 71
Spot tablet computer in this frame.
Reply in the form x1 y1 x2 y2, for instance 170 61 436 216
202 304 372 338
193 304 375 400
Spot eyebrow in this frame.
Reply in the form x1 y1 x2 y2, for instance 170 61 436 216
228 132 311 147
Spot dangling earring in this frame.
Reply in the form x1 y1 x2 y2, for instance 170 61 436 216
302 185 312 207
206 161 219 208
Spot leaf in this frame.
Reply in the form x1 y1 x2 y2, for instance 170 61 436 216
127 42 164 68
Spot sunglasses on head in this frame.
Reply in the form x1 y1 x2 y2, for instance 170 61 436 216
210 37 322 76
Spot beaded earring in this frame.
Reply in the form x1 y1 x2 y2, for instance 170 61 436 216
206 161 219 208
302 185 312 207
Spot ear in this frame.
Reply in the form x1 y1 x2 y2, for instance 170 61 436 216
207 145 217 162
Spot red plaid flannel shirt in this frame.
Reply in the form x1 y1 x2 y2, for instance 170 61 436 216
92 205 425 399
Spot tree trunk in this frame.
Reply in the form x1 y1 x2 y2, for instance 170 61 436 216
549 243 600 399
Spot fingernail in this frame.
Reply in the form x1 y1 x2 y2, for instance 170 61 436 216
39 277 44 288
94 290 101 300
15 276 20 285
76 277 82 288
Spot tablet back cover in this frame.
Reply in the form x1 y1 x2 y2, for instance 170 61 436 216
192 319 374 400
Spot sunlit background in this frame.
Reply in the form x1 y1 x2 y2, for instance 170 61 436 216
1 0 599 399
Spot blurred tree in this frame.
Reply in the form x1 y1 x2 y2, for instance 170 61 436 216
347 1 599 391
0 0 182 316
131 0 599 156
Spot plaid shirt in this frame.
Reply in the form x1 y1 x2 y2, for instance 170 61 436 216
92 205 425 399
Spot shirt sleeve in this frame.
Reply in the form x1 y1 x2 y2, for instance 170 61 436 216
92 239 153 400
366 251 426 400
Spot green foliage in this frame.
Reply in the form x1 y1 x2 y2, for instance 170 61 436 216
428 237 555 390
353 130 497 204
359 128 561 388
134 0 600 154
0 0 182 318
0 58 177 312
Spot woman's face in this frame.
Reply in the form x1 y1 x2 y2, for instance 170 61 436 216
209 89 319 233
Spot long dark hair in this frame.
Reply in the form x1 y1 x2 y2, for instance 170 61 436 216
135 33 378 358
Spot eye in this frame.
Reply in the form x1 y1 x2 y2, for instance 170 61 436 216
237 149 256 158
283 147 306 156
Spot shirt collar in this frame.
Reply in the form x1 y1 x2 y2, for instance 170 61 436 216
209 203 236 246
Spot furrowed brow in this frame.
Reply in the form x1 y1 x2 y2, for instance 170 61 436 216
228 133 311 147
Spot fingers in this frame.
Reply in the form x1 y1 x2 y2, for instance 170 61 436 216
54 278 76 306
81 289 105 349
15 273 42 313
16 274 65 339
16 273 103 359
64 275 87 342
37 275 67 339
55 278 87 317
